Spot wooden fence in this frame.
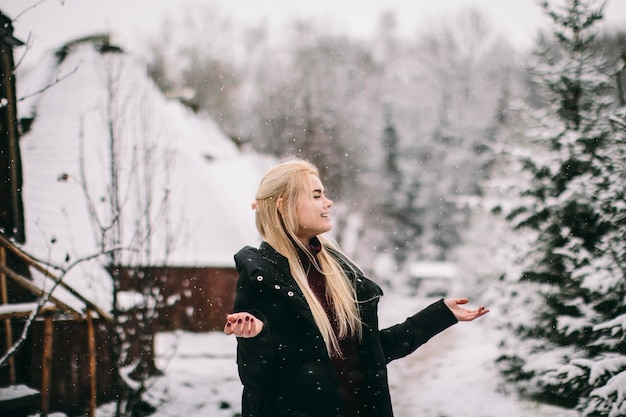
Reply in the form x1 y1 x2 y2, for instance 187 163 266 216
0 234 116 416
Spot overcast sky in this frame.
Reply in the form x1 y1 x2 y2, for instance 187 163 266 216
3 0 626 63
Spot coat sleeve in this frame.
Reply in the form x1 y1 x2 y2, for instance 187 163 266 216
379 298 457 363
232 247 276 393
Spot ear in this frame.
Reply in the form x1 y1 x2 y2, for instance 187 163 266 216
276 197 284 214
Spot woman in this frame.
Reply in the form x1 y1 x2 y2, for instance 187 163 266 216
224 158 488 417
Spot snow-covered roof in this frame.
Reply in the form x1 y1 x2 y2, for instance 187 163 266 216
17 37 275 312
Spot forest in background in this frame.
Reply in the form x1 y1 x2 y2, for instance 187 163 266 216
147 2 621 265
146 6 519 268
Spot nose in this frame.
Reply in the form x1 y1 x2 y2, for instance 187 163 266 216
325 196 333 207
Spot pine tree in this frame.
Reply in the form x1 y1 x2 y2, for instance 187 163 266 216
380 108 423 264
498 1 626 415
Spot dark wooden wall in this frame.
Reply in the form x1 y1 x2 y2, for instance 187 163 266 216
0 317 119 415
118 266 238 332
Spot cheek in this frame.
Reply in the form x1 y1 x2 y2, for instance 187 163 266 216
299 208 318 227
304 210 317 224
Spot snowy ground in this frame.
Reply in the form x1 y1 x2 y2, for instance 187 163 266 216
87 293 578 417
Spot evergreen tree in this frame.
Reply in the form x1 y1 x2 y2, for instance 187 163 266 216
498 1 626 415
380 109 423 264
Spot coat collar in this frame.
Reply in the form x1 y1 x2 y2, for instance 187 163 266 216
254 240 383 302
258 240 291 270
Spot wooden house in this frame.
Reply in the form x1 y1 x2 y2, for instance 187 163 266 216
12 29 272 336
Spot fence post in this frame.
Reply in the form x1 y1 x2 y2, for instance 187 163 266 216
87 309 97 417
0 246 16 384
41 315 53 417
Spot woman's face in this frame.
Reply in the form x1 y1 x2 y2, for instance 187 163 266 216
294 174 333 244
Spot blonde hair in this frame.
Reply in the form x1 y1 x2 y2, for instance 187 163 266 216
254 158 362 356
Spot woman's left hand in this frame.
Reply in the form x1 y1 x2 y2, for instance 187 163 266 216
444 298 489 321
224 312 264 338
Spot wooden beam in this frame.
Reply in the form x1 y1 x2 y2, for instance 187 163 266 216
0 263 82 320
0 302 57 320
87 309 97 417
40 315 53 417
0 39 25 243
0 234 112 322
0 246 16 384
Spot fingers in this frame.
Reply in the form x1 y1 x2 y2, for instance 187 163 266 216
465 305 490 321
223 312 264 338
444 298 469 310
445 297 490 321
224 314 247 335
477 305 490 317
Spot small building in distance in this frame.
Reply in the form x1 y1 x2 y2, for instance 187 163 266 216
408 261 458 298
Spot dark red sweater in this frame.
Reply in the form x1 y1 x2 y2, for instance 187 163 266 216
301 238 367 417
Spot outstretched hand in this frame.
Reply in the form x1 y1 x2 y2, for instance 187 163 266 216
444 298 489 321
224 312 264 338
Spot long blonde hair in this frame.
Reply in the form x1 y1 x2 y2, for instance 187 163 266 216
254 158 362 356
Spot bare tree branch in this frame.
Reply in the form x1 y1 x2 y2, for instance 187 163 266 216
17 64 80 102
12 32 32 70
12 0 51 21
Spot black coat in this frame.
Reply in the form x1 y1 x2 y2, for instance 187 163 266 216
233 242 458 417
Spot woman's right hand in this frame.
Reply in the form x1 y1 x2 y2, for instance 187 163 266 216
224 312 264 338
